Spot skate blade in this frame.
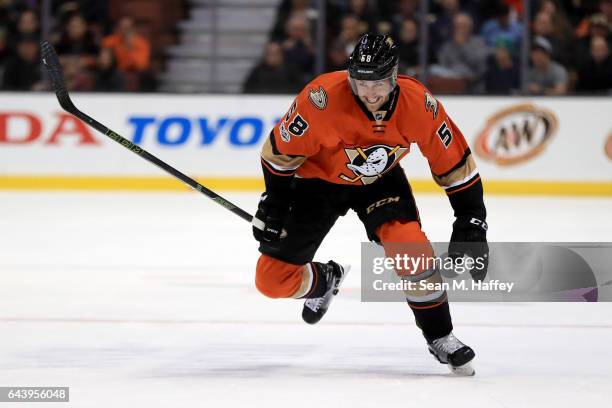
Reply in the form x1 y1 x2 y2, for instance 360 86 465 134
449 362 475 376
338 264 350 287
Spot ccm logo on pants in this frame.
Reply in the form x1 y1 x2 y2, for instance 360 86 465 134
367 196 400 214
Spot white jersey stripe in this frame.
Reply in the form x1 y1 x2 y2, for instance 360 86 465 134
442 169 479 190
261 156 301 172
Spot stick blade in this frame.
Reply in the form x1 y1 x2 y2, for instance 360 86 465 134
40 41 75 112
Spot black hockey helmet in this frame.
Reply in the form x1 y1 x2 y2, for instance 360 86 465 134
347 33 399 92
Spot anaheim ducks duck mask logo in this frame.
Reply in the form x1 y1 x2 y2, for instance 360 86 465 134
308 85 327 110
340 144 408 184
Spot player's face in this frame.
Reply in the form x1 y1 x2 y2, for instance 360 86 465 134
353 79 393 112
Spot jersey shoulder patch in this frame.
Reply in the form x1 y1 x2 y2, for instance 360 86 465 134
396 75 439 120
308 85 327 110
425 92 439 120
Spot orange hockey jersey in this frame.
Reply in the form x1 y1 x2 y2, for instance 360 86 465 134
261 72 480 193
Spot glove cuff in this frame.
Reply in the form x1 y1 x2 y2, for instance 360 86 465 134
453 216 488 233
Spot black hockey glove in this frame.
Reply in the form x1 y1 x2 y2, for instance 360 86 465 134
448 217 489 282
252 192 289 243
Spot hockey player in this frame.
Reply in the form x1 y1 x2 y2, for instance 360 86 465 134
252 34 488 376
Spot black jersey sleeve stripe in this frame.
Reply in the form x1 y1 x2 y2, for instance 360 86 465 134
269 130 281 155
268 130 304 158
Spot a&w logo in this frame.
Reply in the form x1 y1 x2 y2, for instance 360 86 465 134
474 104 558 166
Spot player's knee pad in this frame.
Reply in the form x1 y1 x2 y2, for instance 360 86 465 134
377 220 446 306
377 219 433 276
255 254 304 298
376 219 429 244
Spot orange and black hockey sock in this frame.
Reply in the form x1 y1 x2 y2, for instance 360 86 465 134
255 255 335 299
409 299 453 343
376 220 454 343
299 262 337 299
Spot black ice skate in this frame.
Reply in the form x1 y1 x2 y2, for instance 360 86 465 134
428 332 475 376
302 261 349 325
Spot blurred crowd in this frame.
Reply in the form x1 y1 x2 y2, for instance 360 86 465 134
2 0 610 95
244 0 612 95
0 0 155 92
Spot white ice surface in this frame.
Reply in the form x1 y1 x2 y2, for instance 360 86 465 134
1 192 611 407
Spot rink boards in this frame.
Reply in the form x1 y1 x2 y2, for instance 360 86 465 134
0 93 610 195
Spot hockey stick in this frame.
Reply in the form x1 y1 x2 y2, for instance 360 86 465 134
40 41 264 230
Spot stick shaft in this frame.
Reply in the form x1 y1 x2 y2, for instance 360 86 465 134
40 41 260 227
77 107 255 223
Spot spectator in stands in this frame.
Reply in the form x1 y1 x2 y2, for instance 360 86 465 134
575 0 612 37
345 0 379 33
574 13 611 67
532 11 572 66
390 0 419 35
591 12 611 42
270 0 311 42
52 0 109 30
396 18 419 75
602 0 612 25
485 43 520 94
338 14 364 56
326 39 349 72
6 9 39 52
481 3 523 55
282 12 315 81
243 41 301 94
61 54 93 91
52 1 83 27
270 0 344 43
93 47 124 92
0 1 14 29
437 13 488 93
575 36 612 92
537 0 574 41
102 17 150 73
2 35 44 91
430 0 462 52
561 0 595 28
55 14 99 67
15 9 38 39
526 36 568 95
